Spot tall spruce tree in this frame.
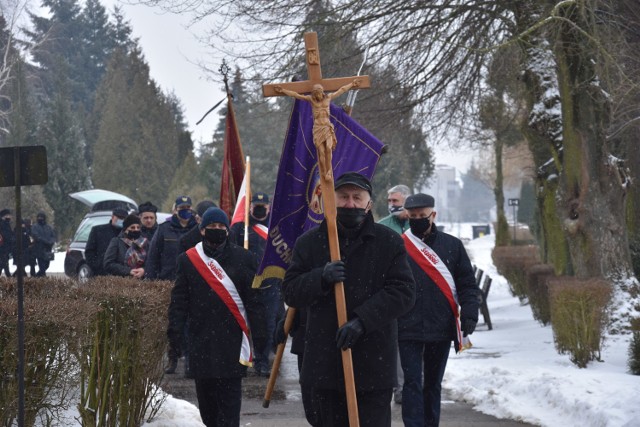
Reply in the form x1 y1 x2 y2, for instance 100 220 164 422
37 64 91 237
92 46 184 204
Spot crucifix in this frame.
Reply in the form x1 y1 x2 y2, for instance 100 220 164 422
261 32 370 427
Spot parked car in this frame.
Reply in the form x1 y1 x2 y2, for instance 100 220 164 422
64 189 138 280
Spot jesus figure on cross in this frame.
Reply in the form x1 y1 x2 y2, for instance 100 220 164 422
274 79 361 180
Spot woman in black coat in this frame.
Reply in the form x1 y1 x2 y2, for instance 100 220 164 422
103 214 148 279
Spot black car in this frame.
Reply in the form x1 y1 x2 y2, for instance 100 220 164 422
64 189 138 280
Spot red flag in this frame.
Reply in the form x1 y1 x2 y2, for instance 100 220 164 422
219 97 245 217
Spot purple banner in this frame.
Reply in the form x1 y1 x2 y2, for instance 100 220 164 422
253 99 385 287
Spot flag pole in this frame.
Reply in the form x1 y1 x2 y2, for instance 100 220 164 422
244 156 251 249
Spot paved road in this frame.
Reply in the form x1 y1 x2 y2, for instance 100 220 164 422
161 348 536 427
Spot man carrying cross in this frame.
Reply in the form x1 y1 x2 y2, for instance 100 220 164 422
282 172 415 426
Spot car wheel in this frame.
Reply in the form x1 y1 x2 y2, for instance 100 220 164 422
77 263 92 282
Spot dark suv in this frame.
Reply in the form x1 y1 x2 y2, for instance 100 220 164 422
64 190 138 280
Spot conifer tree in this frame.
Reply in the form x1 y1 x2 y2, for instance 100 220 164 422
36 64 91 237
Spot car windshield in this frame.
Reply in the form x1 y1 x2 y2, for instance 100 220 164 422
73 215 110 243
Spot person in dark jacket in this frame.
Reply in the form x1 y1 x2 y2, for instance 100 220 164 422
178 200 217 254
167 207 264 427
13 219 36 277
85 207 128 277
145 196 197 280
0 209 14 277
230 191 284 377
30 212 56 277
283 172 415 427
138 201 159 241
398 193 480 427
103 214 148 278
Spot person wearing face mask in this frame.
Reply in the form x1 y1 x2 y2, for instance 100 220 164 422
230 192 284 377
0 209 14 277
167 207 265 427
30 212 56 277
398 193 480 427
145 196 197 281
86 207 128 277
378 184 412 235
377 184 412 404
103 214 148 278
283 172 415 427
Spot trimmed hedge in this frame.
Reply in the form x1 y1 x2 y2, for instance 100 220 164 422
526 264 555 325
492 245 540 302
0 276 172 426
629 318 640 375
548 277 611 368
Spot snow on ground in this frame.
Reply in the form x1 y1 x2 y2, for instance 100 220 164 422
31 224 640 426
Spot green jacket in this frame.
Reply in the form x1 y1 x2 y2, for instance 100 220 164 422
378 214 410 235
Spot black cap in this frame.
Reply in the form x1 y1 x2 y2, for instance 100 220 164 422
404 193 435 209
334 172 372 195
123 214 141 230
112 207 128 219
138 201 158 214
0 209 11 217
196 200 217 217
251 192 270 204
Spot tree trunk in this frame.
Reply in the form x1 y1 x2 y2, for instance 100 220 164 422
553 2 632 280
513 3 572 274
493 138 510 246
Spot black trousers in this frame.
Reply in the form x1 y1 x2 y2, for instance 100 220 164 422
194 377 242 427
312 387 393 427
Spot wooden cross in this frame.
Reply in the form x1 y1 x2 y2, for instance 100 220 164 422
263 32 370 97
261 32 369 427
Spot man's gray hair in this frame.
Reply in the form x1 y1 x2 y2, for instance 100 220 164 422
387 184 411 198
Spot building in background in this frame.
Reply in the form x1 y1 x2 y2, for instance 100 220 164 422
420 165 462 223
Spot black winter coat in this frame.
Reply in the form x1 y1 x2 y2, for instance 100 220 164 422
145 215 197 280
398 226 480 350
178 225 202 254
229 215 269 262
85 222 121 276
31 222 55 258
283 213 415 391
167 241 265 379
0 220 14 258
103 234 149 277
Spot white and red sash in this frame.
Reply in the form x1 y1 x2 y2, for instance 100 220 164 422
252 224 268 240
402 230 464 351
186 242 253 367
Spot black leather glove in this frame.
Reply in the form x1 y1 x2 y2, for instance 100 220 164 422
335 318 365 350
321 260 346 290
274 317 287 345
461 318 477 336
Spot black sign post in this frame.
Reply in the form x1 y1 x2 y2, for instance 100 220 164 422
0 146 48 427
508 198 520 244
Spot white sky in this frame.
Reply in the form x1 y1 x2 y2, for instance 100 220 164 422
44 225 640 427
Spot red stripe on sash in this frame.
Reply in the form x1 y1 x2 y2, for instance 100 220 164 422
402 233 463 350
252 224 268 240
186 248 251 338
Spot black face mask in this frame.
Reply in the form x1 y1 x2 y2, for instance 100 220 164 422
37 218 45 225
252 206 267 220
3 218 10 223
409 217 432 236
127 230 141 240
204 228 227 245
336 207 367 228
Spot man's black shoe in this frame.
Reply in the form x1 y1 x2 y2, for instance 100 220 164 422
164 357 178 374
